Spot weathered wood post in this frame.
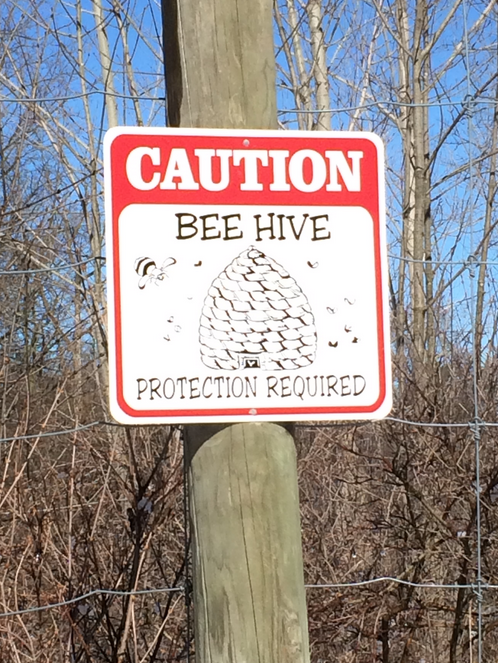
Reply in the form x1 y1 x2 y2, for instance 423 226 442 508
162 1 310 662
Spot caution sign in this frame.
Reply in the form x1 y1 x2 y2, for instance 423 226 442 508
104 128 391 424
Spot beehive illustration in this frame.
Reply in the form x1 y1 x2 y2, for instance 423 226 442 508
199 247 317 370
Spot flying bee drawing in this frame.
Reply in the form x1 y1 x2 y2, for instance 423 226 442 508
134 256 176 289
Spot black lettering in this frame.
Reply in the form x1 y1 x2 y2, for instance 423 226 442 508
353 375 366 396
202 377 213 398
163 378 175 399
327 375 338 396
293 376 305 400
201 213 221 240
149 378 162 400
255 213 276 241
177 377 187 399
176 213 198 239
189 378 200 398
277 214 286 240
222 214 243 240
267 375 278 396
340 375 351 396
137 379 147 400
311 214 330 241
232 377 244 398
287 214 308 240
281 376 291 397
214 376 224 398
245 376 257 397
306 376 318 397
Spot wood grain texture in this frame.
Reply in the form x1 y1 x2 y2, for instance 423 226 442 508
163 0 277 129
189 423 309 663
163 2 309 660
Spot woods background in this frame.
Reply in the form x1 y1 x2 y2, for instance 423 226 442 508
1 0 498 661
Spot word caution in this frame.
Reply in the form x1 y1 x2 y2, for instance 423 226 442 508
126 147 363 193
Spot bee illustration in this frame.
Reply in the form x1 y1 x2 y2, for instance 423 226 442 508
134 257 176 289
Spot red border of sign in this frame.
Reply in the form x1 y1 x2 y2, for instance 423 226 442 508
104 128 391 423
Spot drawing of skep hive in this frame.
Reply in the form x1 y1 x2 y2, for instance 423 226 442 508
199 247 317 370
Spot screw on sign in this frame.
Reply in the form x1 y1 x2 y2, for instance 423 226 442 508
104 128 391 424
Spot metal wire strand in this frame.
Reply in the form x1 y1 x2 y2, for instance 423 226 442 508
0 586 183 619
5 417 498 447
2 577 498 620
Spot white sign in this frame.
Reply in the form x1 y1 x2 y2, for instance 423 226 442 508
104 128 391 424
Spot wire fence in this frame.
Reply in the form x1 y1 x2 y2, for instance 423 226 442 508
1 576 497 621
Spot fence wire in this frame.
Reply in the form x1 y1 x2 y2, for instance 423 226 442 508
2 577 498 621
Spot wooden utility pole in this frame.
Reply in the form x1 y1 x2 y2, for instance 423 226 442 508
162 2 310 662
